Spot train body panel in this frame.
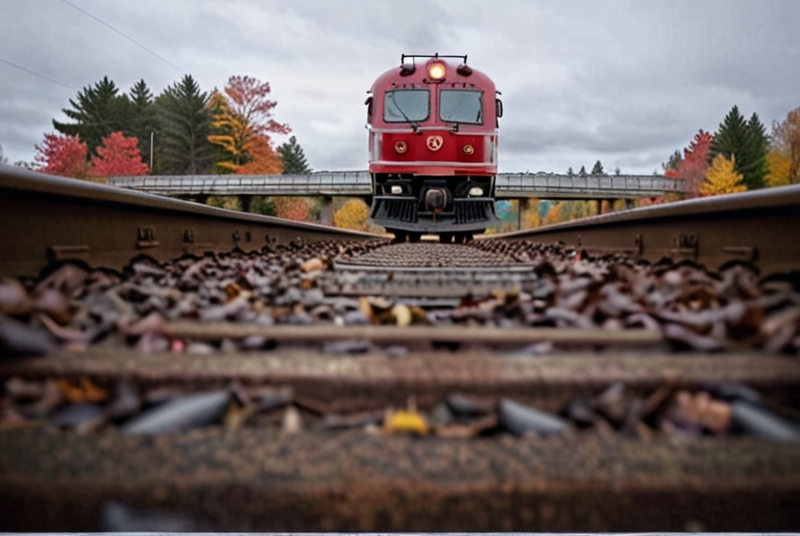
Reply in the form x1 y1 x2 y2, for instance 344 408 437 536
366 54 502 240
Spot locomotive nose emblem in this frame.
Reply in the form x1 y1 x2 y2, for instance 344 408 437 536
426 135 444 152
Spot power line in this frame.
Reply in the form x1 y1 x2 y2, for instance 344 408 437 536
58 0 183 73
0 57 77 90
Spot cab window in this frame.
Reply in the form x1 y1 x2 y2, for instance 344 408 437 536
384 89 429 123
440 90 483 124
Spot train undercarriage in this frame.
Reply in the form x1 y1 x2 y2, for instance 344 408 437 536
368 173 500 242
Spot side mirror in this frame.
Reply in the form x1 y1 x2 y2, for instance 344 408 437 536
495 99 503 118
365 96 373 123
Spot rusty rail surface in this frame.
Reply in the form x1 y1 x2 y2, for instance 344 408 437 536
499 184 800 274
0 164 380 277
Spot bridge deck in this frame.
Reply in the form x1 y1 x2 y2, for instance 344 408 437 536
108 172 687 199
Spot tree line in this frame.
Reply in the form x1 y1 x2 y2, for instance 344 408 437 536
663 105 800 196
18 74 312 180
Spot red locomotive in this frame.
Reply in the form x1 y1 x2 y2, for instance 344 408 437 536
365 54 503 243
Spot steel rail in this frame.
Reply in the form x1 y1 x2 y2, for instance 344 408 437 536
0 164 381 277
498 184 800 274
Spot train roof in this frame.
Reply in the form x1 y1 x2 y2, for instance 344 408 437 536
369 54 497 94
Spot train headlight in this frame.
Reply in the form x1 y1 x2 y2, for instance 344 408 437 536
394 140 407 154
468 186 484 197
463 144 474 155
428 62 446 80
390 185 403 195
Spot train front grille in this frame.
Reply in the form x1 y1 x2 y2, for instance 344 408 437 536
372 198 419 224
454 200 495 224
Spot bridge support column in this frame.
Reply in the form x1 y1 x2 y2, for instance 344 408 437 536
517 199 524 230
194 195 209 205
240 195 253 213
625 198 635 210
319 197 333 226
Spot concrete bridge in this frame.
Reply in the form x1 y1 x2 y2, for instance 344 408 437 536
108 172 687 202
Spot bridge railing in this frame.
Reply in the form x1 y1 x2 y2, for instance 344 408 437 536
109 172 687 199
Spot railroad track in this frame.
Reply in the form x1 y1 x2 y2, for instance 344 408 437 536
2 165 800 531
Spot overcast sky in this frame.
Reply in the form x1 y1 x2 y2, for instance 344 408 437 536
1 0 799 174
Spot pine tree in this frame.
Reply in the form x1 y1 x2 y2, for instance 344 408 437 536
0 143 7 165
53 76 132 157
662 150 682 172
578 165 587 177
128 80 158 170
566 166 574 177
614 166 621 176
156 75 215 175
701 154 746 196
743 113 769 189
710 106 767 190
591 160 605 175
278 136 312 174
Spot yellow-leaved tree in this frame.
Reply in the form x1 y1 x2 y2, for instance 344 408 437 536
334 198 370 231
700 154 747 196
207 76 288 174
766 149 791 187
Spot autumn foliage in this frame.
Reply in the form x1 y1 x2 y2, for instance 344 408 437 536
701 155 746 196
772 107 800 185
208 76 289 175
274 197 309 221
34 133 89 179
90 131 148 177
677 130 713 197
334 199 370 231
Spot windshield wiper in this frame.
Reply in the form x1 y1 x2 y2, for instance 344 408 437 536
388 92 419 132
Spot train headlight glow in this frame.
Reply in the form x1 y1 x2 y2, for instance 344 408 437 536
394 140 407 154
463 144 474 155
391 185 403 195
468 186 484 197
428 62 446 80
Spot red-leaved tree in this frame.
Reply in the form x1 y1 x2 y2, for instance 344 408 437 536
274 197 309 221
678 130 713 197
34 133 89 179
90 131 149 177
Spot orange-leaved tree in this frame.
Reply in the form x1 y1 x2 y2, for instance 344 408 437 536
274 197 309 221
772 107 800 184
701 154 746 196
766 149 791 187
333 198 370 231
677 130 713 197
90 131 149 177
208 76 289 174
34 133 89 179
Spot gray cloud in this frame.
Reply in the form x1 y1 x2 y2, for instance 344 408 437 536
1 0 799 175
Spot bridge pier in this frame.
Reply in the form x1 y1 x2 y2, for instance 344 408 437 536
240 195 253 213
625 198 636 210
194 195 209 205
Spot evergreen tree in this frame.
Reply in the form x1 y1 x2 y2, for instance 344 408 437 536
0 143 7 165
662 150 682 172
744 113 769 189
614 166 621 176
279 136 312 174
128 80 158 170
591 160 605 175
53 76 132 157
566 166 574 177
711 106 767 190
156 75 215 175
578 165 587 177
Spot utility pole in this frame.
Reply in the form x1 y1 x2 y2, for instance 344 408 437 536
149 132 154 170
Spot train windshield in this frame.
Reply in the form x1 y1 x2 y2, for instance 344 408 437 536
440 90 483 124
384 89 429 123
